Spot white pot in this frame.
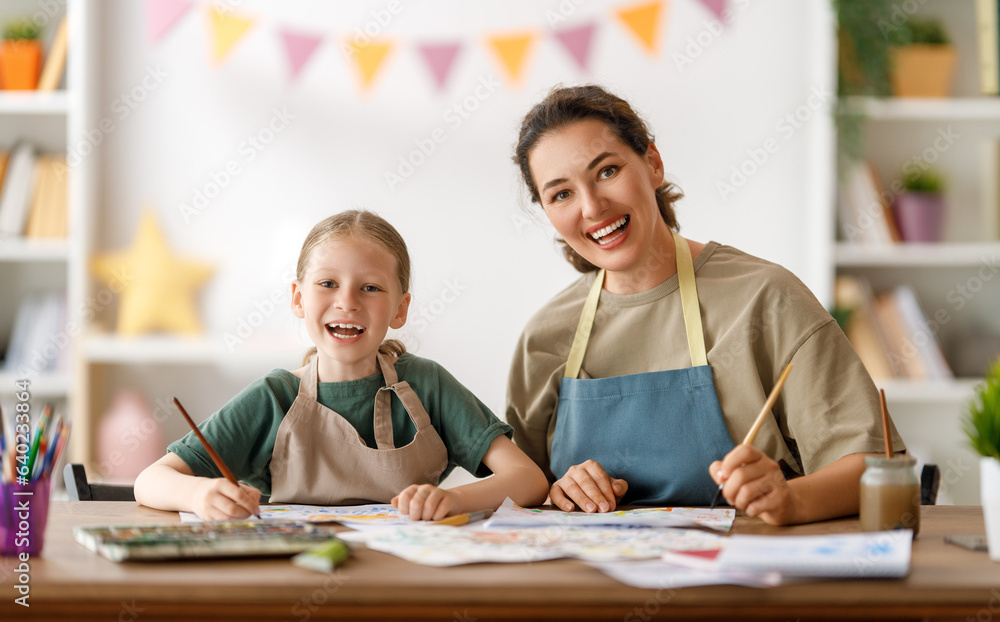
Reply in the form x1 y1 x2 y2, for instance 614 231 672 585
982 457 1000 562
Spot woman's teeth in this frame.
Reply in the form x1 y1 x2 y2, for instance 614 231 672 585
327 323 365 339
589 215 629 245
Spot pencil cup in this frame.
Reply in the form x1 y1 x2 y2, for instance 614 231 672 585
0 479 51 556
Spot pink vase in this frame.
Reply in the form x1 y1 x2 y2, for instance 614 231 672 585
893 192 945 243
96 390 164 483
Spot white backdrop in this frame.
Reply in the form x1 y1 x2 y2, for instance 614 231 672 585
90 0 835 459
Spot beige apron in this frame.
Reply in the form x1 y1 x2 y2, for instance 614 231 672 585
269 352 449 505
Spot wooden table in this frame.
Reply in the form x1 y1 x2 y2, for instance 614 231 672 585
0 502 997 621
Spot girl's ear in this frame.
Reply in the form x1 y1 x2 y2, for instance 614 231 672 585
290 281 305 318
389 292 411 330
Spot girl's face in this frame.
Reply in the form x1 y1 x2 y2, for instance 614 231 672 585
291 236 410 382
528 119 669 291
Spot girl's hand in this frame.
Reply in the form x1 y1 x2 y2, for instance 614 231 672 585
710 444 800 526
191 478 262 521
549 459 628 513
392 484 462 521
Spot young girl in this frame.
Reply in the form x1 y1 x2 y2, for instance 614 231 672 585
135 210 548 521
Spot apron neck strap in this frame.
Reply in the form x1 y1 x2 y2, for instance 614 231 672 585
376 350 399 385
562 230 707 379
301 356 319 398
671 228 707 367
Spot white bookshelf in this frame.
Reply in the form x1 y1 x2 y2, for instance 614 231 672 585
835 0 997 504
0 91 69 115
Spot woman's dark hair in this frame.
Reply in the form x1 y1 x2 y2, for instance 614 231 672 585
513 84 683 273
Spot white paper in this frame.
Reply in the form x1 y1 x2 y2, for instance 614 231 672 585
485 497 735 531
593 559 782 589
180 503 413 527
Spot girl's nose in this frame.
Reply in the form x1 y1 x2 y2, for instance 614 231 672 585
334 290 361 311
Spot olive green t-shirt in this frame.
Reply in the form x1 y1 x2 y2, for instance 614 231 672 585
506 242 905 483
170 353 512 495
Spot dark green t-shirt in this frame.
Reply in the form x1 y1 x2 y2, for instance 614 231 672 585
168 353 512 495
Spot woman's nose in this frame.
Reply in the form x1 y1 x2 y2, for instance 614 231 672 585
579 186 606 219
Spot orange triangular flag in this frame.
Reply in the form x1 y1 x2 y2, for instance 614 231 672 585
206 7 255 64
615 0 665 55
486 32 536 85
346 40 394 91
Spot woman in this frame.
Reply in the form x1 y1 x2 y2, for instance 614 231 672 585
506 85 904 525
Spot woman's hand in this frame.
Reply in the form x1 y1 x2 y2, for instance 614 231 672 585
549 459 628 512
392 484 463 521
710 444 800 526
190 478 261 521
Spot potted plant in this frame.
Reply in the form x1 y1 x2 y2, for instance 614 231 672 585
965 360 1000 561
892 167 946 243
887 17 957 97
0 18 42 90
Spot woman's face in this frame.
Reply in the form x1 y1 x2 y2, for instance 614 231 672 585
528 119 668 287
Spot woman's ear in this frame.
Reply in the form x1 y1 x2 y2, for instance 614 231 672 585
290 281 305 318
645 142 665 187
389 292 411 329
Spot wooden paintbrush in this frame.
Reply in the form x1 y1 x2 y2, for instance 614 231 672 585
710 363 794 509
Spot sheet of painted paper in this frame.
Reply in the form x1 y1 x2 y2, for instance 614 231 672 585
486 498 735 531
180 503 411 527
339 524 726 566
591 559 782 589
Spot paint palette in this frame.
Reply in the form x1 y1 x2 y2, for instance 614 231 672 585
74 520 340 562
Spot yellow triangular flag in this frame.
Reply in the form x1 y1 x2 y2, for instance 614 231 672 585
206 7 255 64
616 0 665 55
487 32 536 85
347 40 394 91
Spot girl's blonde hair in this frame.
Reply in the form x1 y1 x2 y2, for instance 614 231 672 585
297 210 410 365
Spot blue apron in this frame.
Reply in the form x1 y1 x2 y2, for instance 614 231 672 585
550 229 736 506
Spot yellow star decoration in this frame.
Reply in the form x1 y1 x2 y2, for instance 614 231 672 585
90 210 214 336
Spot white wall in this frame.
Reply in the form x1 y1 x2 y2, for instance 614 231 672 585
90 0 835 454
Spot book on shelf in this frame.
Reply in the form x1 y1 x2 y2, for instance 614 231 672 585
983 140 1000 242
975 0 999 96
0 142 38 237
836 276 953 381
24 155 68 239
37 16 68 92
837 161 900 246
2 292 67 377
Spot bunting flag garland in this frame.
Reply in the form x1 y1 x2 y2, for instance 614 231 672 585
206 7 256 64
278 28 324 81
486 32 537 86
554 22 597 72
146 0 716 92
615 0 665 55
417 42 463 91
147 0 193 43
347 40 394 90
697 0 728 19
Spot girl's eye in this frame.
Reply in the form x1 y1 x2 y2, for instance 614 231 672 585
362 285 381 293
599 165 618 179
319 280 336 288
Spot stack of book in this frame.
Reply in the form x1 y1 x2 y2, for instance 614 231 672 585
835 276 952 381
2 292 67 377
837 161 901 246
977 0 1000 96
0 143 68 240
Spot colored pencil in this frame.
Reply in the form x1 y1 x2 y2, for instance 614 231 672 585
173 397 261 519
880 389 893 458
710 363 794 509
24 403 52 479
432 509 493 526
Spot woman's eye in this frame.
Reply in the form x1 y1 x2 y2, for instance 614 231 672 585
599 165 618 179
553 190 570 202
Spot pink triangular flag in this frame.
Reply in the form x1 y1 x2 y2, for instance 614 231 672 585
417 42 463 91
278 28 324 81
146 0 193 44
554 23 596 72
698 0 727 19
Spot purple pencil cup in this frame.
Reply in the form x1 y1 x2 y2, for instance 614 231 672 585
893 192 945 243
0 478 51 556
